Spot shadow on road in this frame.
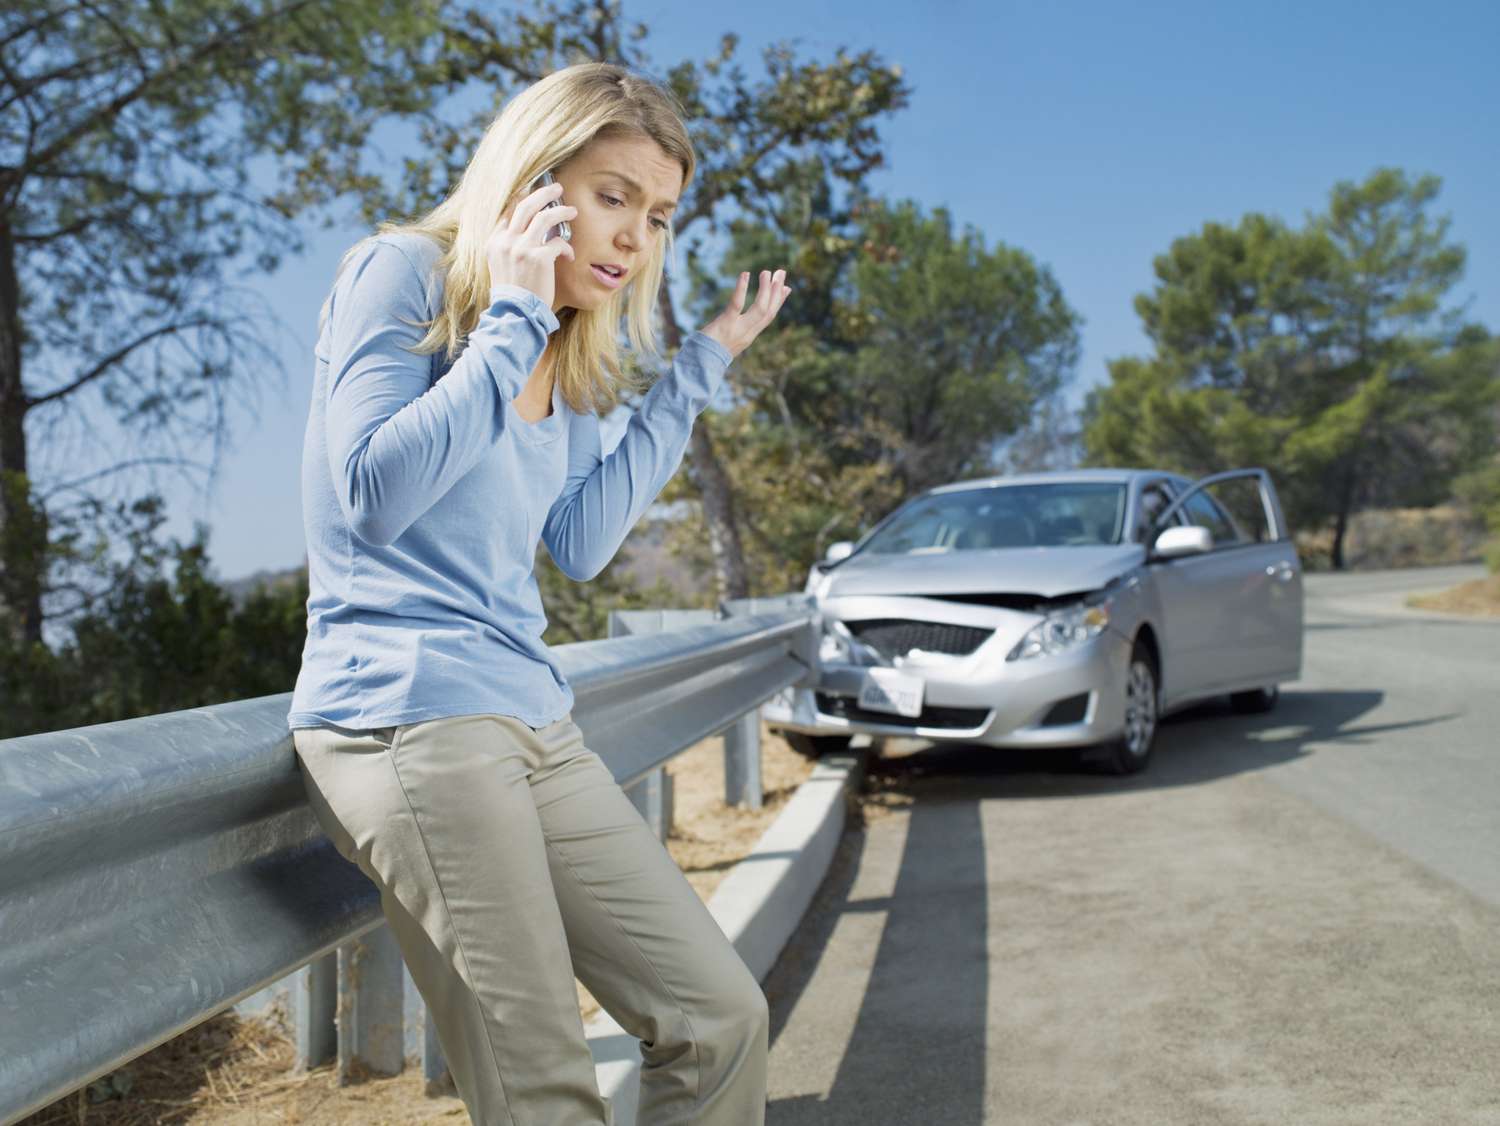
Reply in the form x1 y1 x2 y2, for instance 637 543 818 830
861 687 1457 801
764 686 1461 1123
765 771 989 1124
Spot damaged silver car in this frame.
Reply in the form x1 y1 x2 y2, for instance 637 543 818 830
763 468 1303 774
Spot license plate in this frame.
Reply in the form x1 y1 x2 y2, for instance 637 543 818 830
858 668 925 718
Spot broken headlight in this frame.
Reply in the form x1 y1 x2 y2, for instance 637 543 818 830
817 619 881 666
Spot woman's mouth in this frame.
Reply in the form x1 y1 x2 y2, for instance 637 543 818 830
590 263 625 289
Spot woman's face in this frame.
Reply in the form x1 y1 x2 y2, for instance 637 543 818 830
548 132 683 313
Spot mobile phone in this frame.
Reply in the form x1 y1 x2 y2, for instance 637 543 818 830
532 169 572 243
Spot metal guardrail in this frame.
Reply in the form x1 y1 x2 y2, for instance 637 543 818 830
0 599 817 1124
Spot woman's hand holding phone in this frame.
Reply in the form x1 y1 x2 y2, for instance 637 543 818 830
487 181 577 309
698 269 792 360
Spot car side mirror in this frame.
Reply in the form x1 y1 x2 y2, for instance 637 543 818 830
1151 525 1212 559
824 541 854 563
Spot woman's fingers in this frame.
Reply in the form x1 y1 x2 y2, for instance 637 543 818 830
699 266 791 358
758 270 776 315
760 271 785 324
724 268 788 324
729 270 750 313
509 181 566 233
525 201 577 243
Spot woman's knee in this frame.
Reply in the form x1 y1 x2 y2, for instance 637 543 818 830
739 976 770 1038
702 967 769 1049
651 967 766 1059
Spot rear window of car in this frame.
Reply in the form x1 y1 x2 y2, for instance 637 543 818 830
861 483 1128 554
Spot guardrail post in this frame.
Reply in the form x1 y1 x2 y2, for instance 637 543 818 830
626 766 675 840
296 954 338 1070
718 596 813 809
336 925 406 1079
722 708 762 810
237 957 340 1073
608 608 716 840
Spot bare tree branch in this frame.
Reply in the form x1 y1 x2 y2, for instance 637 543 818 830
12 0 325 185
37 454 216 502
24 317 217 408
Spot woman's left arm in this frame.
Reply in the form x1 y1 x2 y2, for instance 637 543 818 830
540 330 731 581
542 268 790 580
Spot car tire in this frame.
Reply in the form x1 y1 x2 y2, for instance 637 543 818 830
1085 640 1159 776
1229 684 1279 714
782 732 854 759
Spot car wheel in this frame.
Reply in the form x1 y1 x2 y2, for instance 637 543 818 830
782 732 854 759
1086 640 1159 775
1229 684 1279 714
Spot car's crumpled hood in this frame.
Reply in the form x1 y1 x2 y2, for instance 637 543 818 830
823 544 1146 600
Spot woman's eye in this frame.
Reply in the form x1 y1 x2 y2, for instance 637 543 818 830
601 194 668 233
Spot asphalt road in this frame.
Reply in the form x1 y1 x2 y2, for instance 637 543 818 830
762 563 1500 1125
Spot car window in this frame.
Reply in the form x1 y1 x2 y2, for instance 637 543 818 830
860 482 1128 554
1181 490 1244 547
1134 483 1177 544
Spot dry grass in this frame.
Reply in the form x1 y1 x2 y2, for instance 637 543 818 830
10 998 384 1126
1293 503 1488 572
1406 571 1500 616
19 722 816 1125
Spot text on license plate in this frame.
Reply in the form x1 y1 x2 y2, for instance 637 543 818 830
857 668 924 718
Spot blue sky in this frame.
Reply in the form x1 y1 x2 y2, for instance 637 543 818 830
131 0 1497 582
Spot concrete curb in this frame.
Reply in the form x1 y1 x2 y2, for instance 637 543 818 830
586 746 869 1125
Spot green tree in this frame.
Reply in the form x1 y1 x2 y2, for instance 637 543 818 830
660 163 907 593
1081 168 1497 568
840 198 1081 494
1079 213 1335 476
658 187 1082 595
1 0 448 648
1452 439 1500 573
0 497 308 738
536 539 703 644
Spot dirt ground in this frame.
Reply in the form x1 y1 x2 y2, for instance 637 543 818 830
1405 570 1500 615
19 721 818 1126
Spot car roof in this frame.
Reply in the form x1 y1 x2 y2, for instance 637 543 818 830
926 468 1167 495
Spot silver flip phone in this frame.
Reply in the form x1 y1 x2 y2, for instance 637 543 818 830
533 169 572 243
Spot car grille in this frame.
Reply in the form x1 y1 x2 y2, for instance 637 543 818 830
843 618 993 660
815 692 991 730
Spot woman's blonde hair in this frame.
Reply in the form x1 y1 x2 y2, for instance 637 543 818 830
365 62 695 417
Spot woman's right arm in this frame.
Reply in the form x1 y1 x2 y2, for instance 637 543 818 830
323 237 558 547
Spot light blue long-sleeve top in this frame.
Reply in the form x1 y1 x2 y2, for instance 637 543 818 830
287 231 733 731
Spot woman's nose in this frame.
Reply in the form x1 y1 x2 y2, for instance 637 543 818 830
617 215 649 249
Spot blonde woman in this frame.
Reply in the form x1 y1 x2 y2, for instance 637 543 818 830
287 61 790 1125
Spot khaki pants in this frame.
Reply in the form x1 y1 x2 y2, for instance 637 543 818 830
292 711 768 1126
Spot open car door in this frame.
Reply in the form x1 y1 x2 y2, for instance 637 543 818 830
1148 468 1303 706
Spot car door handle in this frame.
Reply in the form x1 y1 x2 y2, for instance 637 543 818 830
1265 562 1295 581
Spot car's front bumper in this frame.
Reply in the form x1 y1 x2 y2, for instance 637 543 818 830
765 623 1136 749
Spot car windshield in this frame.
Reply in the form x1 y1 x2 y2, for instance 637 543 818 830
859 482 1128 554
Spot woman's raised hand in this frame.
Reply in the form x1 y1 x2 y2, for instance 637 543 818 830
486 181 577 308
699 269 791 359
